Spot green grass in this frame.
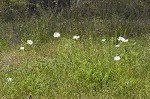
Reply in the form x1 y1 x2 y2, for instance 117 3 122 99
0 15 150 98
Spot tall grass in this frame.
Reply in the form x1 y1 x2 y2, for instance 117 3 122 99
0 34 150 98
0 0 150 98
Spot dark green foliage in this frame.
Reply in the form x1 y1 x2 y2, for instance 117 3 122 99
0 0 150 19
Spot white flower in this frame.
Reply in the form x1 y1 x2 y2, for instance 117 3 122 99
20 47 24 50
101 39 106 42
27 40 33 45
7 78 12 82
53 32 60 38
73 35 80 40
114 56 121 61
115 45 120 47
118 36 128 42
124 39 128 42
118 37 125 41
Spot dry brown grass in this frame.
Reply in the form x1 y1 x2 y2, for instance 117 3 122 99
0 42 57 68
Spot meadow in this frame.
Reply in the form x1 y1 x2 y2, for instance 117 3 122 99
0 0 150 98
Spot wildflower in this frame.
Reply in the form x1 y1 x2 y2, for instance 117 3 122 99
53 32 60 38
7 78 12 82
115 45 120 47
101 39 106 42
20 47 24 50
124 39 128 42
73 35 80 40
118 36 128 42
27 40 33 45
118 36 125 41
114 56 121 61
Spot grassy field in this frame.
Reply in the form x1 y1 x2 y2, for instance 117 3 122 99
0 15 150 98
0 1 150 98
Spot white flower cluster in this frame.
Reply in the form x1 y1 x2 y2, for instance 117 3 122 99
53 32 80 41
27 40 33 45
20 32 80 51
113 36 129 61
118 36 128 42
7 78 12 82
53 32 61 38
20 46 25 50
19 40 33 51
73 35 80 40
101 39 106 42
114 56 121 61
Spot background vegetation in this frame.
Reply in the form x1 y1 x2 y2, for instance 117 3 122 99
0 0 150 98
